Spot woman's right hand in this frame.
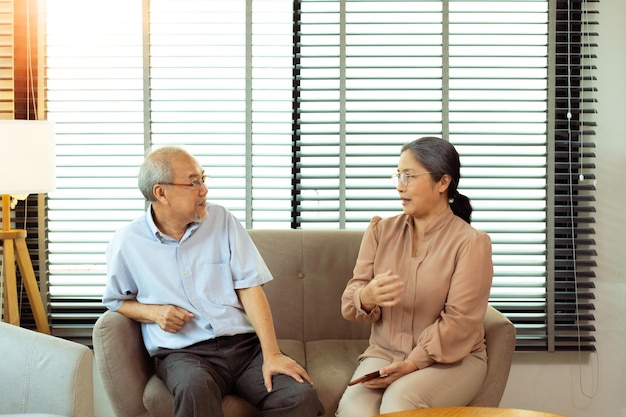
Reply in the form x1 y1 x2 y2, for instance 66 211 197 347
360 270 405 311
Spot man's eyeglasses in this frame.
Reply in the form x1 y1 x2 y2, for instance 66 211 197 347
391 172 432 187
162 175 209 190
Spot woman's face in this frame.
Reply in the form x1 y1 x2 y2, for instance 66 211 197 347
396 150 449 220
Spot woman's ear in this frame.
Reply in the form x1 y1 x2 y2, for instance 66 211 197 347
438 174 452 193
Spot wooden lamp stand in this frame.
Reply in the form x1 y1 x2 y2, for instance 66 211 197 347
1 194 50 334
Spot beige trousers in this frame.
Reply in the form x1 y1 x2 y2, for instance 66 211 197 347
335 350 487 417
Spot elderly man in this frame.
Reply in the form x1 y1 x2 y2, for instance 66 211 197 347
103 146 324 417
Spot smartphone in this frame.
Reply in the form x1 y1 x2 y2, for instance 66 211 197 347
348 370 387 386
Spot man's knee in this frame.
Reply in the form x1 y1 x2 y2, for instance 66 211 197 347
265 375 324 416
164 368 224 417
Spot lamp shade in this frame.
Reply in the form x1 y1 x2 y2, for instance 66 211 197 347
0 120 56 195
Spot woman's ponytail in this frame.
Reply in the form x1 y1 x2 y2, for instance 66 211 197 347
449 192 472 224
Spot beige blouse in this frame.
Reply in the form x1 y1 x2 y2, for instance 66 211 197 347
341 208 493 370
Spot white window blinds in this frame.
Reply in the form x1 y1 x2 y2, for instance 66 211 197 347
43 0 596 351
45 0 145 334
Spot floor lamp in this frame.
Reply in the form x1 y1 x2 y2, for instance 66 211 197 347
0 119 56 334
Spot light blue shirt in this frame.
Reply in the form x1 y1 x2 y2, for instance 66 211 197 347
103 203 273 356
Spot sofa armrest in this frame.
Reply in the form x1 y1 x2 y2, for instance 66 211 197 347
93 311 154 417
0 322 93 417
468 305 516 407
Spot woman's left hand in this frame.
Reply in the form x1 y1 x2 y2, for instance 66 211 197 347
362 359 418 389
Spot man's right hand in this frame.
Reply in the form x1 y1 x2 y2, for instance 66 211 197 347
118 300 194 333
154 305 194 333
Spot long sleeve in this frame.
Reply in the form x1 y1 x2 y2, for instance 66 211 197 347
342 208 493 369
341 216 383 323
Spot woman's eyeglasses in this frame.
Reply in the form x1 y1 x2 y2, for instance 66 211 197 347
391 172 432 187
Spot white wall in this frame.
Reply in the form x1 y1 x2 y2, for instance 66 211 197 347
93 2 626 416
499 1 626 416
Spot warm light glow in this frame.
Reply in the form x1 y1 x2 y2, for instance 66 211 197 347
0 120 56 195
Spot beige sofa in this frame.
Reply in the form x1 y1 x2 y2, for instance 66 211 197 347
0 321 94 417
93 229 515 417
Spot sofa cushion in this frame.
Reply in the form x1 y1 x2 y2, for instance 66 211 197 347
143 375 171 417
305 339 369 416
278 339 306 367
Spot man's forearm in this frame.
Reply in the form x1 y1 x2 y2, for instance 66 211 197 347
117 300 194 333
117 299 158 323
237 286 282 357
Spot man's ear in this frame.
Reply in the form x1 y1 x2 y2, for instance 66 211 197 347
153 184 168 203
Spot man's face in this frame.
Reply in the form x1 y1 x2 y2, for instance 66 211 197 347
164 153 209 224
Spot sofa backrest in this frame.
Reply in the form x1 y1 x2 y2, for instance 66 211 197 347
248 229 370 343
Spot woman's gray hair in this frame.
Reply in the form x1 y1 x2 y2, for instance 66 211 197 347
138 146 189 201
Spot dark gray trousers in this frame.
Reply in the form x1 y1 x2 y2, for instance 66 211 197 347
155 333 324 417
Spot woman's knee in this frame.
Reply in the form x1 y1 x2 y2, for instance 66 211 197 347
379 354 487 413
379 389 429 414
335 385 381 417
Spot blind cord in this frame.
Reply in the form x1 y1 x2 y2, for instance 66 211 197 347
567 0 598 399
25 0 37 119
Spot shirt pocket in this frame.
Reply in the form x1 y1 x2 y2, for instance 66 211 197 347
195 262 240 307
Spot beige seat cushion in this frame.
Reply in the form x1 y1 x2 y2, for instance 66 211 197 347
305 339 369 415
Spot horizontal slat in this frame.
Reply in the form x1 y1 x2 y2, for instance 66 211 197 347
39 0 595 353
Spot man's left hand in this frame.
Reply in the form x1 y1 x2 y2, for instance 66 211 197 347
262 352 313 392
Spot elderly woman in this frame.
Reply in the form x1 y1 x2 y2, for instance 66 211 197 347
336 137 493 416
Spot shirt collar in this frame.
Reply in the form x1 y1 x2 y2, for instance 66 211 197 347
145 203 201 243
404 206 455 236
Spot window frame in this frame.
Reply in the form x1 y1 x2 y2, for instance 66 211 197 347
16 0 597 351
